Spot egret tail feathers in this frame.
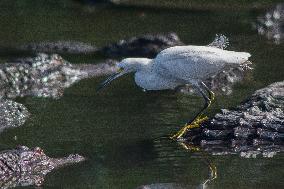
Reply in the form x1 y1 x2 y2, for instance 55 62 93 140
208 34 229 50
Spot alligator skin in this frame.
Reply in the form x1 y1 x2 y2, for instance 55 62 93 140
0 146 85 188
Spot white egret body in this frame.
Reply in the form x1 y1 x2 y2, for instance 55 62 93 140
98 35 252 140
132 45 250 91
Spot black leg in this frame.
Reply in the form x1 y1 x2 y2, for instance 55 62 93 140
170 83 211 140
185 84 211 125
201 82 215 102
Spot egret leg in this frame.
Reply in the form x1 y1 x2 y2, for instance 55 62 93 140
201 82 215 102
170 82 214 140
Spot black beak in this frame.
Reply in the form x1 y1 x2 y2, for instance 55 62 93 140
97 71 125 91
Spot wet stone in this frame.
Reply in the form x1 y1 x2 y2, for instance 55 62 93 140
184 81 284 157
0 146 85 189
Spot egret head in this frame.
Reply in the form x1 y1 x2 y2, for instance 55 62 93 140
97 58 151 91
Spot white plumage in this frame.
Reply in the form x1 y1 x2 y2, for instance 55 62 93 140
98 35 251 92
133 45 251 90
98 35 252 140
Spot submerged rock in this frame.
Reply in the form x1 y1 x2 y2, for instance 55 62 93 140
254 3 284 44
0 53 118 99
183 81 284 157
99 32 184 58
0 146 85 189
0 99 29 133
18 41 97 54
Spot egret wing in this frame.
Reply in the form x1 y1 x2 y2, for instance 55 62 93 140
153 45 251 81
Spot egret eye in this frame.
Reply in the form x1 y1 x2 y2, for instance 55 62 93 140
118 67 124 72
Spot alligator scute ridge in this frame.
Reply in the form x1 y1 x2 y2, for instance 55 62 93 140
0 99 30 133
184 81 284 157
0 146 85 188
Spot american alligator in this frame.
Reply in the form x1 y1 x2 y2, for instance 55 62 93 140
0 146 85 189
18 41 97 54
182 81 284 157
254 3 284 44
100 32 184 58
17 33 184 57
0 99 29 133
0 53 118 99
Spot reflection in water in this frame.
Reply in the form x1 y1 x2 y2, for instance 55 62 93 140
254 3 284 44
179 143 217 189
148 138 217 189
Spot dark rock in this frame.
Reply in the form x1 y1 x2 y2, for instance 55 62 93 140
100 33 184 58
18 41 97 54
0 53 118 99
0 146 85 188
183 81 284 157
0 99 29 133
254 3 284 44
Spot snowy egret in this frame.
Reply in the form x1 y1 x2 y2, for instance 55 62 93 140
97 35 252 140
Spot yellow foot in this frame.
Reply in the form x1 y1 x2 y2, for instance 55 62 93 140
170 115 208 140
179 142 200 152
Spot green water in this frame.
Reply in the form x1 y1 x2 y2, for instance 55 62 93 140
0 1 283 189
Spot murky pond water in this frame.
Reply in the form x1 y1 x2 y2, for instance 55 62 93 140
0 1 283 189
